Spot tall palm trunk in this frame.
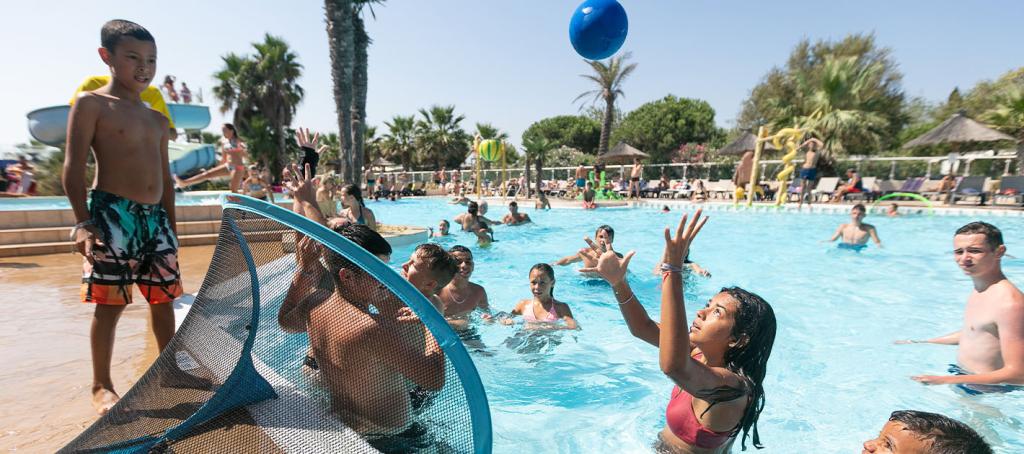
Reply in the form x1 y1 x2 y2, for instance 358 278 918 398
524 156 531 198
326 0 354 182
352 14 369 183
534 154 544 197
598 97 614 155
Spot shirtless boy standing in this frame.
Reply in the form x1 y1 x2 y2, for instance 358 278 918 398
825 204 882 251
64 20 180 414
900 222 1024 393
797 137 821 208
628 158 643 200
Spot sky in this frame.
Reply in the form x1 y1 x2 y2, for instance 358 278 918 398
1 0 1022 153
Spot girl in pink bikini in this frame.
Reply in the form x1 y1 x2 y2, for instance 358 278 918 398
579 209 776 452
504 264 578 330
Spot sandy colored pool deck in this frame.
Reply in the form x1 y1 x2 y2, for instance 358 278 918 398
0 245 216 453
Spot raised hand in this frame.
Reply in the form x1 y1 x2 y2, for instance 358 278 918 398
579 238 635 286
295 127 328 155
663 209 707 267
285 163 316 203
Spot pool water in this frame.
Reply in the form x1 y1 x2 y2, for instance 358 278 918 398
367 198 1023 453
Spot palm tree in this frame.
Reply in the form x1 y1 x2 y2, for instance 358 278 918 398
363 125 381 162
416 105 470 169
981 85 1024 174
382 115 416 170
474 122 508 141
521 135 553 197
213 34 303 180
575 52 637 156
797 55 890 161
325 0 355 182
351 1 383 181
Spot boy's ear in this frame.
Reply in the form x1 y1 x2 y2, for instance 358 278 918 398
98 47 112 65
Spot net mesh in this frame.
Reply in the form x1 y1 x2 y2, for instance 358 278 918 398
61 200 489 454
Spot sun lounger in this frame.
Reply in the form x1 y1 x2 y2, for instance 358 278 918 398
993 176 1024 206
811 177 839 202
876 179 902 194
950 176 988 205
920 178 949 201
844 177 877 202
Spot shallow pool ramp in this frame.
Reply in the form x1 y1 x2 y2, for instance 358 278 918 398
59 195 491 453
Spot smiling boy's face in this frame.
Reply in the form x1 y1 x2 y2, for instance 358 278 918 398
100 37 157 94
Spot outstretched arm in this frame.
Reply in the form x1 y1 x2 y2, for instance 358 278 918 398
914 300 1024 385
554 253 582 266
826 225 843 243
897 330 960 345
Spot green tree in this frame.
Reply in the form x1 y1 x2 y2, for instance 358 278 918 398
575 52 637 156
610 95 717 163
213 34 304 180
363 125 381 162
738 34 906 157
522 115 601 155
415 105 471 170
381 115 416 170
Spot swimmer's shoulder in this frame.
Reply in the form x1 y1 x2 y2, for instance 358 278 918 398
554 301 574 316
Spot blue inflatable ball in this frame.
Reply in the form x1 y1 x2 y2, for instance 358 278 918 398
569 0 628 60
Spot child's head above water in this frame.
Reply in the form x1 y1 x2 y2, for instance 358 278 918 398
99 20 157 94
402 243 459 296
863 410 992 454
529 263 555 300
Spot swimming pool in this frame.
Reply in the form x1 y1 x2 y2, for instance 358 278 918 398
366 198 1023 453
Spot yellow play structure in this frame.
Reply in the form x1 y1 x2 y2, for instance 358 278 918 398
740 125 808 207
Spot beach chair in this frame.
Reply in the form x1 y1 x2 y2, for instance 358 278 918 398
659 180 678 198
950 176 988 205
811 177 839 202
641 180 661 198
783 179 802 202
993 176 1024 206
920 178 949 201
876 179 902 195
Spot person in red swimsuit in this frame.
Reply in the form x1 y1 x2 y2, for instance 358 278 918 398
579 209 777 452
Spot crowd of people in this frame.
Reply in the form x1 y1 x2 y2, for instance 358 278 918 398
57 19 1021 453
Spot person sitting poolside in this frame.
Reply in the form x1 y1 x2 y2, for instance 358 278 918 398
830 168 864 203
862 410 992 454
898 222 1024 394
438 245 491 330
554 225 620 268
582 181 597 209
242 165 274 202
502 201 532 226
503 263 578 330
578 210 776 452
825 204 882 251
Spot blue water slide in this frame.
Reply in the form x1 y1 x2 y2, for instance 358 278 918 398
26 103 211 147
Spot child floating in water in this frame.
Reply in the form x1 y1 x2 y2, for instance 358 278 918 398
504 264 578 329
825 203 882 251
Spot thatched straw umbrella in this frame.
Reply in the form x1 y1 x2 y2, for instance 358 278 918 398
903 111 1016 150
716 131 778 156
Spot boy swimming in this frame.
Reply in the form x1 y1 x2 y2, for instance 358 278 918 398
64 20 181 414
825 204 882 251
862 410 992 453
502 201 532 225
898 222 1024 394
438 245 491 330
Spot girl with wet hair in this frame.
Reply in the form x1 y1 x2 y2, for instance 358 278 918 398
504 263 578 330
338 183 377 231
579 209 776 452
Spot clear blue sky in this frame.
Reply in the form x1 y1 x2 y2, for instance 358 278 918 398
1 0 1021 151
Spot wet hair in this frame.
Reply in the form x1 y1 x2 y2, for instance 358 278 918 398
851 204 866 213
414 243 459 290
888 410 992 454
439 219 450 227
323 224 392 290
529 263 555 297
889 203 899 209
467 201 479 216
223 123 239 140
449 245 472 257
595 225 615 242
955 221 1003 249
509 201 518 208
341 184 365 209
713 287 777 450
101 20 155 53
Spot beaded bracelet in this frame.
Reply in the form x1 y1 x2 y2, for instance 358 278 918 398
659 263 684 273
618 293 637 306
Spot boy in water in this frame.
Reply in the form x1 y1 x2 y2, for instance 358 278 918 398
438 245 491 330
64 20 181 415
825 204 882 251
862 410 992 453
555 225 619 267
899 222 1024 393
278 164 458 441
502 201 532 225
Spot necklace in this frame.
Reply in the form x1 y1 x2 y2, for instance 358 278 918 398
447 287 468 306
